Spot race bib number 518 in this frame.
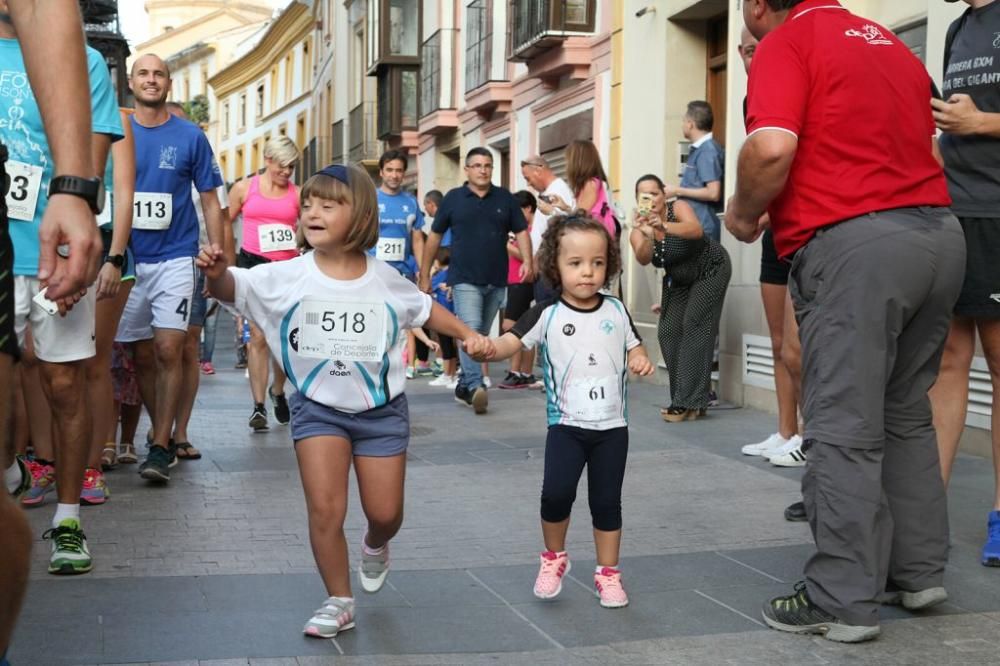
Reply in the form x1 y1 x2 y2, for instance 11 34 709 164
298 299 386 363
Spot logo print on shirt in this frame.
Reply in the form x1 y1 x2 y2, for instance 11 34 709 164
562 324 576 336
159 145 178 170
588 353 598 367
289 327 300 352
600 319 615 335
329 360 352 377
994 32 1000 49
845 25 892 46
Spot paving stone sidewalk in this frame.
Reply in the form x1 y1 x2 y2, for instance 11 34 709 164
9 339 1000 665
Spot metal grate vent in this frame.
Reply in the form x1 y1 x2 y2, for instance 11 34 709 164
742 334 775 391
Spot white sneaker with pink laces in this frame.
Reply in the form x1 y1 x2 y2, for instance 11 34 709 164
533 550 570 599
594 567 629 608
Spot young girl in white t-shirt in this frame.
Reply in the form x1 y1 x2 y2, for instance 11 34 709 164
473 213 654 609
197 164 489 637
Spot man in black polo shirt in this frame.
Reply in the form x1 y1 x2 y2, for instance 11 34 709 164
419 147 534 414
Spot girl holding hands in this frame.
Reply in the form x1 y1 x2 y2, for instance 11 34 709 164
197 164 491 637
472 213 653 608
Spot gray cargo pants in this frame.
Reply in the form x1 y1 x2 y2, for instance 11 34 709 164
789 207 966 627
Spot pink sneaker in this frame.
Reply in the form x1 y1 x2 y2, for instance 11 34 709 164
22 459 56 506
80 467 110 505
200 361 215 375
594 567 628 608
533 550 570 599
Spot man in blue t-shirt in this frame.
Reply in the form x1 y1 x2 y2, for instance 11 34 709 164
370 150 430 376
370 150 424 277
1 18 123 579
418 147 534 414
665 100 724 241
119 53 225 484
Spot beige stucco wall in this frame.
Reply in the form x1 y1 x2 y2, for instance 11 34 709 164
617 0 972 408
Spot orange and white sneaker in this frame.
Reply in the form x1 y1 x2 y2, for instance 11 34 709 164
533 550 570 599
594 567 629 608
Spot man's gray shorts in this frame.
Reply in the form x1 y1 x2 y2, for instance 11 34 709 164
289 392 409 457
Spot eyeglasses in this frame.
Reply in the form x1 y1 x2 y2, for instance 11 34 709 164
466 163 493 171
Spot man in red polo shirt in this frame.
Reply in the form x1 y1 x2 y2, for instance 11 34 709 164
726 0 966 643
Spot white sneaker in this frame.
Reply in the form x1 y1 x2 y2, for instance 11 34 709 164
483 376 492 388
446 376 459 389
741 433 788 457
769 435 807 467
428 373 454 387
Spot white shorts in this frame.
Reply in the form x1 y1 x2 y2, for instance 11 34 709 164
116 256 196 342
13 276 96 363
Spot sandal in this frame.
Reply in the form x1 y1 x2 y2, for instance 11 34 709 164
174 442 202 460
661 406 692 423
117 443 138 464
100 445 117 470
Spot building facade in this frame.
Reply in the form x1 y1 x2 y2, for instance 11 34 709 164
296 0 988 447
208 2 315 182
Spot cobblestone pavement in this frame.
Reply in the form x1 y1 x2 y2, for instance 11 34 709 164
10 337 1000 665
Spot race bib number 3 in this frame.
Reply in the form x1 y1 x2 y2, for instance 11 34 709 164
375 237 405 262
132 193 172 230
298 299 387 363
6 161 43 222
568 376 619 422
258 224 297 253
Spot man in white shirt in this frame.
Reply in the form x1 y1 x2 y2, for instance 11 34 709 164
520 156 575 302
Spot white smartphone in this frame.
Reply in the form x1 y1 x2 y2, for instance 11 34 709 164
32 289 59 316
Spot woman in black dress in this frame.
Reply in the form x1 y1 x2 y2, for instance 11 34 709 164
629 174 731 422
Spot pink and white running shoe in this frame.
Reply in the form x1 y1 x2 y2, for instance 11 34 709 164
533 550 570 599
594 567 629 608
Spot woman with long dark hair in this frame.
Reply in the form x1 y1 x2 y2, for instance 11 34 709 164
629 174 730 422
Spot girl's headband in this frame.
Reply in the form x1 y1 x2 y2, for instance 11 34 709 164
317 164 350 184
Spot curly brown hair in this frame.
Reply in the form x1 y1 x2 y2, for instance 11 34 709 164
537 212 621 291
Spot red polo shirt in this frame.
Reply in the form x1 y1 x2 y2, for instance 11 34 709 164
745 0 951 259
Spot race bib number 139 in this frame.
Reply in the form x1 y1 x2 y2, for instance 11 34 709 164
298 299 386 363
258 224 297 253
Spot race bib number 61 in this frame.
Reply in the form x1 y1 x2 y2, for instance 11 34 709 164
298 298 386 363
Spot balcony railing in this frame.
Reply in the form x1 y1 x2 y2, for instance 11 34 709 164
349 101 380 164
465 0 492 92
508 0 596 62
420 31 442 118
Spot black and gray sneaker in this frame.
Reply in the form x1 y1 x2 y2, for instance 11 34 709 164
454 384 488 414
10 454 31 498
249 404 269 431
784 501 807 522
139 445 172 483
762 581 880 643
270 389 290 425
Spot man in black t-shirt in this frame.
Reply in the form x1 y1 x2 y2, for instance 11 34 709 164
419 147 534 414
929 0 1000 569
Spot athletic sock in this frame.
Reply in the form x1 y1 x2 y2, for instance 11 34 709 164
4 461 21 495
596 564 619 574
52 503 81 528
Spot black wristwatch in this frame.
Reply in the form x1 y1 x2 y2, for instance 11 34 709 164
48 175 106 215
105 254 125 269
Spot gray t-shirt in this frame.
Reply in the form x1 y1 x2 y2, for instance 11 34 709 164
939 2 1000 218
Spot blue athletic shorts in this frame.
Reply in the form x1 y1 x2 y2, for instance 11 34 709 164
289 392 409 457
